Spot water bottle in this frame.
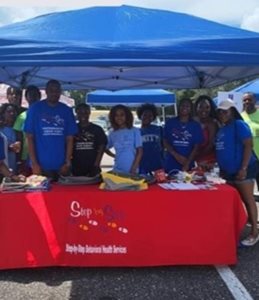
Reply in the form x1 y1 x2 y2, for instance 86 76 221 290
213 163 220 177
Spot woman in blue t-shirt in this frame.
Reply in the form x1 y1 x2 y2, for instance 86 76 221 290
0 103 23 174
215 99 258 247
163 98 203 173
0 135 25 182
136 103 164 175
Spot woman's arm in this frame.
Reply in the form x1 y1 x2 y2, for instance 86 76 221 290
105 149 115 158
15 130 23 164
0 160 25 182
163 139 187 165
130 147 143 174
182 144 200 171
94 145 106 168
0 160 13 178
236 137 253 180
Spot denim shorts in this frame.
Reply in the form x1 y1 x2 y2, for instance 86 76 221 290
221 162 258 184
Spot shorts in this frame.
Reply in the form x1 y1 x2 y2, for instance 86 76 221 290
221 162 258 184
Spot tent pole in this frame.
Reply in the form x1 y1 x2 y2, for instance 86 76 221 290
161 105 165 124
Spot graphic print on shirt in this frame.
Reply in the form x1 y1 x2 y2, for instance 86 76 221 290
75 132 95 151
114 134 132 150
171 128 192 146
142 134 160 143
215 132 225 151
41 113 65 136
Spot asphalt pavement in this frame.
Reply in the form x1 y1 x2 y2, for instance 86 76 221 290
0 243 259 300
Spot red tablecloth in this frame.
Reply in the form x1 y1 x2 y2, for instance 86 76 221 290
0 184 246 269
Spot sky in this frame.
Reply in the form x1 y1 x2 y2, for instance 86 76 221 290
0 0 259 32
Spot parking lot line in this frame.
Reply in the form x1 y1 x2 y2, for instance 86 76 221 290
216 266 253 300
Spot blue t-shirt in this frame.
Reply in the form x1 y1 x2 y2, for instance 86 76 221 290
139 124 164 174
215 119 256 174
0 136 5 161
24 100 77 171
107 127 142 173
164 117 203 172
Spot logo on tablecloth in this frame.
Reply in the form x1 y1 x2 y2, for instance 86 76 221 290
69 200 128 234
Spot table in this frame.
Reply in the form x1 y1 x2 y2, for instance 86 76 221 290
0 184 247 269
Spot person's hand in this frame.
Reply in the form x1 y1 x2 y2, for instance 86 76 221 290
10 174 26 182
59 162 71 176
236 168 247 181
130 167 137 175
182 162 190 172
174 153 188 165
9 141 21 153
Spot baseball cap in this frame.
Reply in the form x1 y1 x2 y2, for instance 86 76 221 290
216 99 236 110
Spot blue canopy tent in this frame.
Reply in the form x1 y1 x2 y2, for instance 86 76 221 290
87 89 176 122
87 89 175 106
1 5 259 90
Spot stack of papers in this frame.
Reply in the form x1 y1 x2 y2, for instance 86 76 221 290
205 174 226 184
0 181 27 193
58 175 101 185
25 175 50 192
1 175 50 193
158 182 200 190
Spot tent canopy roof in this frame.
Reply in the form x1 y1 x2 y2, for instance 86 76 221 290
1 5 259 90
0 5 255 42
87 89 175 107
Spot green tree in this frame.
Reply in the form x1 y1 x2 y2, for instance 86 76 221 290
69 90 88 106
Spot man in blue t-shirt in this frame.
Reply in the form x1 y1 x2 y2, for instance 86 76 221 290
24 80 77 181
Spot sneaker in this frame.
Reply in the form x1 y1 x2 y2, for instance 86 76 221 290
241 234 259 247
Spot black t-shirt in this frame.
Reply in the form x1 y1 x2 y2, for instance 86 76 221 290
71 123 107 176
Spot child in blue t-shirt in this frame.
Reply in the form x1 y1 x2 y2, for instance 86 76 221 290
136 103 164 175
106 105 143 174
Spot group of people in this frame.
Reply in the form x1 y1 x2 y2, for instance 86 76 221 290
0 85 41 182
0 79 258 246
136 95 259 247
